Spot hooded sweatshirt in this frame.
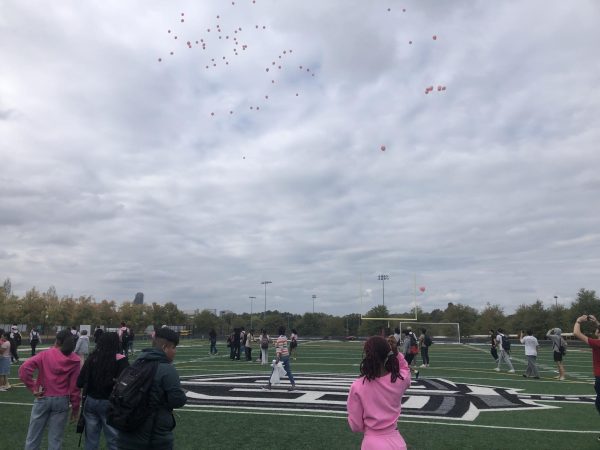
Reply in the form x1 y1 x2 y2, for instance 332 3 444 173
347 352 412 435
19 346 81 414
117 347 187 450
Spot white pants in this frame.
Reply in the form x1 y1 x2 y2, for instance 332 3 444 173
261 348 268 364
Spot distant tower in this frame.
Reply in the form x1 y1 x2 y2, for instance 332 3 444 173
133 292 144 305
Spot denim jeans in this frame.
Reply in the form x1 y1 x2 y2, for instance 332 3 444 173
25 395 69 450
84 396 119 450
276 355 295 385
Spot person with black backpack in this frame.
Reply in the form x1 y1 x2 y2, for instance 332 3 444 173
29 328 42 356
9 324 21 363
418 328 432 368
494 328 515 373
76 332 129 450
113 327 187 450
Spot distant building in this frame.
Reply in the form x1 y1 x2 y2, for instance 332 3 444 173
133 292 144 304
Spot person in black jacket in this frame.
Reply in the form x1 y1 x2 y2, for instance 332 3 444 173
77 332 129 450
116 327 187 450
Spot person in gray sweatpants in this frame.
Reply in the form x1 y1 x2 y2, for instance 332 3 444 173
520 330 540 378
494 329 515 373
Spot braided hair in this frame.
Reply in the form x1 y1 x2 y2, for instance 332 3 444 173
360 335 402 383
87 332 120 391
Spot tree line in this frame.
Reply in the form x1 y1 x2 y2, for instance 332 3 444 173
0 278 597 338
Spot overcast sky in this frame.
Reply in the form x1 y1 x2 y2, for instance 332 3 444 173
1 0 599 317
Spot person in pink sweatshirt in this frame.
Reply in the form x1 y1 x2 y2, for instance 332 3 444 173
19 329 81 450
347 335 412 450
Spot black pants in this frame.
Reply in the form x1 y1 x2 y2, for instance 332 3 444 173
10 344 19 362
31 342 38 356
421 346 429 365
245 347 252 361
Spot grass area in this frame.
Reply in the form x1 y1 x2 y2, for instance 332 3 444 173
1 340 598 449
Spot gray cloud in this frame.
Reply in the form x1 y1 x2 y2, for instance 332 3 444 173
1 0 599 316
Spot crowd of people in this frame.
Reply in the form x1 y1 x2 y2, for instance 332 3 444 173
2 315 600 448
0 323 187 449
488 326 568 380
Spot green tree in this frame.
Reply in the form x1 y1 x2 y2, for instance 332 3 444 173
192 310 220 335
476 303 506 334
508 300 550 338
359 305 390 336
443 303 479 336
21 288 45 329
569 289 600 322
96 300 119 327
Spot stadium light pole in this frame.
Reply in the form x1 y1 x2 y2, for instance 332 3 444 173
377 274 389 306
261 281 272 319
554 295 558 308
312 294 317 313
249 296 256 329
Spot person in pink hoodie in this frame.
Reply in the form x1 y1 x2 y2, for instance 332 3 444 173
347 335 412 450
19 329 81 450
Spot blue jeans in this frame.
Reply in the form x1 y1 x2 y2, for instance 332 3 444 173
271 355 296 386
25 396 69 450
84 396 119 450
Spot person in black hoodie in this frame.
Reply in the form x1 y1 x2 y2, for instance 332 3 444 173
116 327 187 450
77 332 128 450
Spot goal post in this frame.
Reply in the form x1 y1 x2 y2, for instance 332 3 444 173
399 322 461 344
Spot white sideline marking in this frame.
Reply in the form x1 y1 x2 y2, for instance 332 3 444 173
179 408 599 434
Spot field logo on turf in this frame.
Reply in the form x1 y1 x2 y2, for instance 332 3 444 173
181 373 581 421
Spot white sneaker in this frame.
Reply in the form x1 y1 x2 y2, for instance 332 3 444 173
494 368 500 372
508 369 515 373
419 364 426 368
559 376 565 381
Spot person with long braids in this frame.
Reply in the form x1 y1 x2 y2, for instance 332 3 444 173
76 332 129 450
347 336 411 450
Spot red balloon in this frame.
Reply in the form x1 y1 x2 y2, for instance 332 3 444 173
419 286 426 292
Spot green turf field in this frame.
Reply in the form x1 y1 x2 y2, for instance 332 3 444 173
2 340 598 449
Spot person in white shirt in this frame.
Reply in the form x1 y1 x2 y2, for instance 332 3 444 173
494 328 515 373
519 330 540 379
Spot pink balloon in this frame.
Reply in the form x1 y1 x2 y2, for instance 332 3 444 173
419 286 426 292
432 35 437 40
380 145 386 151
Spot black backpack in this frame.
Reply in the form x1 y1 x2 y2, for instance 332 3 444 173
500 334 511 352
107 359 159 432
424 334 433 347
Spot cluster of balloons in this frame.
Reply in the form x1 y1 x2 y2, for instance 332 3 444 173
424 85 447 94
157 5 317 119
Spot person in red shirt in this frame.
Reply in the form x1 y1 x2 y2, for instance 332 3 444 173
573 315 600 418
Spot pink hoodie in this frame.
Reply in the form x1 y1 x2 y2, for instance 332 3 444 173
19 346 82 415
347 353 411 448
